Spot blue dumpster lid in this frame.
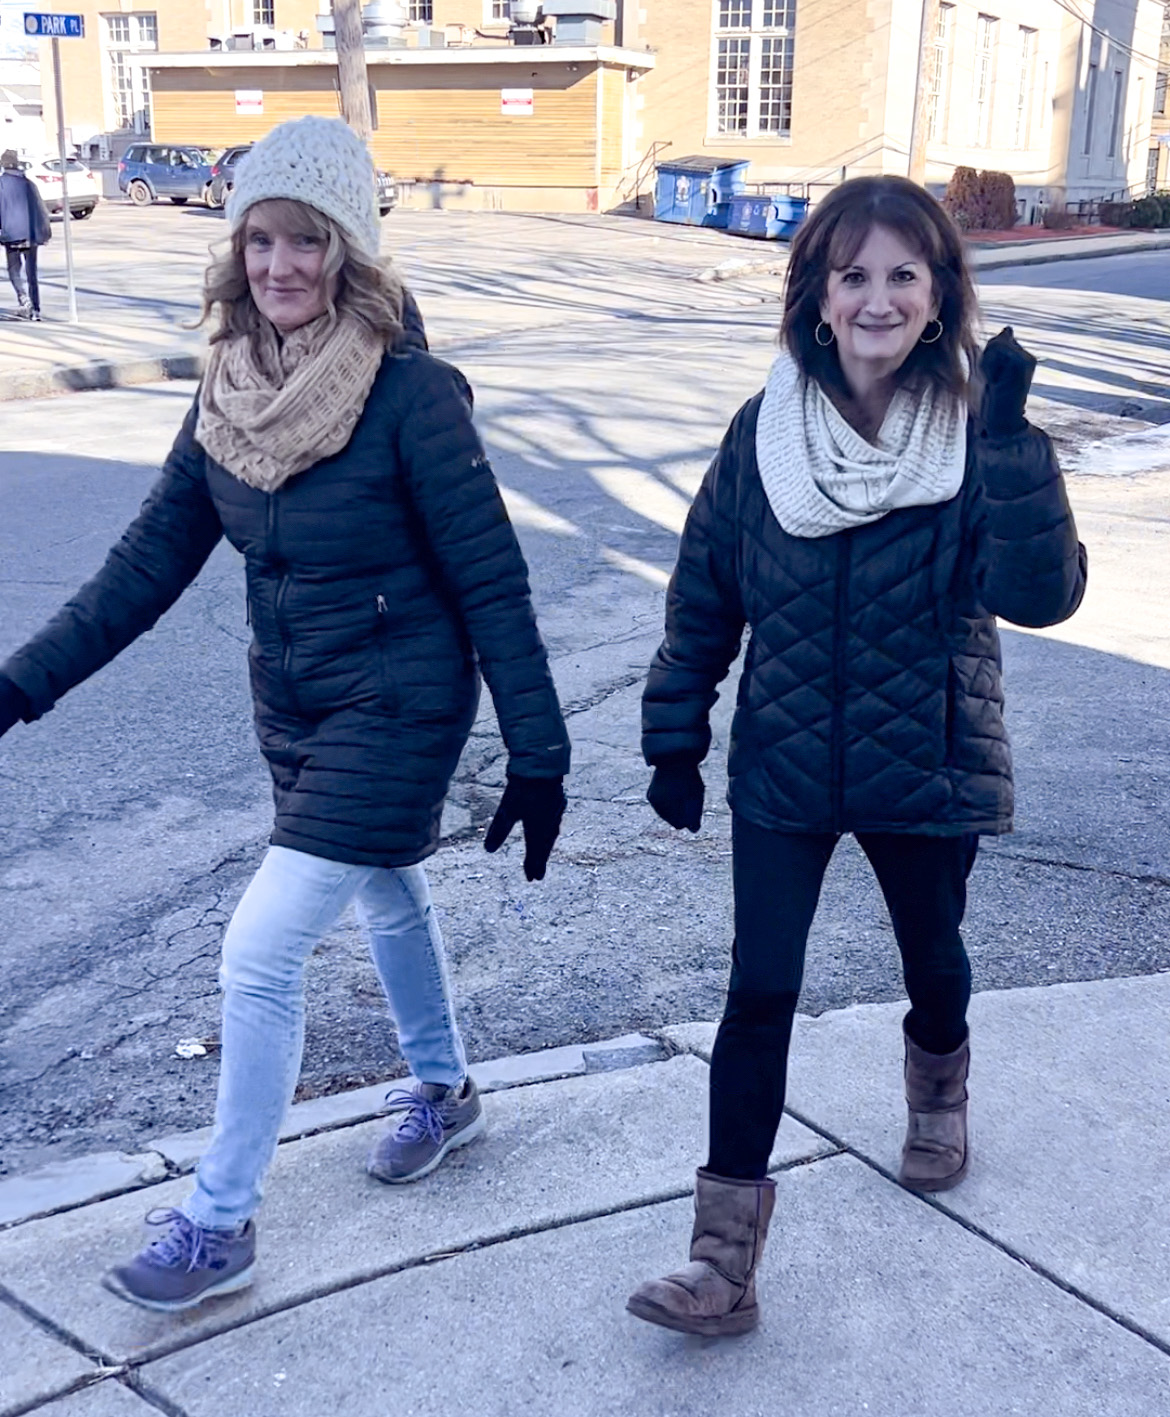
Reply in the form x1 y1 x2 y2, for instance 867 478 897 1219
656 154 751 175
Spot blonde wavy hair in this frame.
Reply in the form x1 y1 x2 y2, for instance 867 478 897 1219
197 198 405 348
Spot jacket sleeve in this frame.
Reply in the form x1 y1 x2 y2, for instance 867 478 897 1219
396 357 570 778
1 403 224 718
970 423 1087 628
641 403 749 766
399 288 428 352
31 182 50 246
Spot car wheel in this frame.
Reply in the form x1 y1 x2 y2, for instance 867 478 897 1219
73 204 95 220
170 196 188 206
128 180 152 207
204 184 221 209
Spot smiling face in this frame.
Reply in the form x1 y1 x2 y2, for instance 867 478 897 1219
243 202 337 333
820 223 938 388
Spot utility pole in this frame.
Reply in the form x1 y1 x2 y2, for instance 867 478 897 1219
332 0 372 141
907 0 939 185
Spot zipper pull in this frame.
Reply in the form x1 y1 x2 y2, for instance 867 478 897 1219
376 594 387 614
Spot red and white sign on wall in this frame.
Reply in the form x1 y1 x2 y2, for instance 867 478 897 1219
235 90 264 115
500 88 534 116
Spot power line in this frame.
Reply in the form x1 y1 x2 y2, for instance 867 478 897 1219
1049 0 1166 71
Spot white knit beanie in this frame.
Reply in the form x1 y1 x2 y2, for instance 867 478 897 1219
226 115 381 257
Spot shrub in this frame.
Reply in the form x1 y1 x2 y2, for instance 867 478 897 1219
1040 205 1076 230
1128 195 1166 228
942 167 1018 231
1098 200 1133 228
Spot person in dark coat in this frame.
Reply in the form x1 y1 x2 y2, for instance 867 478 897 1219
627 176 1086 1338
0 116 570 1312
0 149 51 321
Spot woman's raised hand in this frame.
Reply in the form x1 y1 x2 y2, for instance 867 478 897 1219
980 326 1037 439
483 773 567 882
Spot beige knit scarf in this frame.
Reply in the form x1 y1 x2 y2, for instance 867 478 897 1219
755 350 968 539
196 313 386 492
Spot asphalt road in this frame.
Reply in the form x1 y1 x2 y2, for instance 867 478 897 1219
1 221 1168 1175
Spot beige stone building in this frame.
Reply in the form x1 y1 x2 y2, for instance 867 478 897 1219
37 0 1167 214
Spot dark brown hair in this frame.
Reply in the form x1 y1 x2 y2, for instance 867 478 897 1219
781 176 978 404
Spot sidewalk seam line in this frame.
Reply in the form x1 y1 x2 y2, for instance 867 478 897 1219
782 1104 1170 1362
94 1149 842 1372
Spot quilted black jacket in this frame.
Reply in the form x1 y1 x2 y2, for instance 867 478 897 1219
642 393 1086 837
3 347 570 867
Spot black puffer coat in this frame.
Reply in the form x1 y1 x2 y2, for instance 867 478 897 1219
642 395 1086 836
4 347 570 867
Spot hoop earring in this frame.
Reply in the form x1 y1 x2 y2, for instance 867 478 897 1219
814 321 835 347
920 318 944 345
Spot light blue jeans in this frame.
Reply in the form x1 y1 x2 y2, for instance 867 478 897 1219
183 845 467 1230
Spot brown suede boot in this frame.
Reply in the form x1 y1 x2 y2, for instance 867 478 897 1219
899 1028 970 1192
626 1169 776 1336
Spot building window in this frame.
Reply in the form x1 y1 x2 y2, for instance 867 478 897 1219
1084 61 1098 154
712 0 797 138
407 0 434 19
1155 70 1167 115
1107 68 1125 158
487 1 511 21
102 12 157 135
972 14 998 148
253 0 275 25
927 3 954 143
1148 146 1161 193
1014 26 1036 148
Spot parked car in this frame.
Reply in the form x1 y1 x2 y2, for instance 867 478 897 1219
376 169 397 217
208 143 251 208
117 144 219 207
21 156 100 219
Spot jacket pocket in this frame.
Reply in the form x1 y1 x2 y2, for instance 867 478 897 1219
945 660 959 761
375 595 400 715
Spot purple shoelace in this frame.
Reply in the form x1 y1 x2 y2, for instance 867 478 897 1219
142 1208 236 1273
383 1087 450 1145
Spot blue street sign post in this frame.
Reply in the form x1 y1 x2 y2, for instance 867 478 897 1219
23 14 86 321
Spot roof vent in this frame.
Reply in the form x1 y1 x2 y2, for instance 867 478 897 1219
541 1 616 46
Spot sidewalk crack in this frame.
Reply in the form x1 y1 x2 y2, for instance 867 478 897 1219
781 1104 1170 1362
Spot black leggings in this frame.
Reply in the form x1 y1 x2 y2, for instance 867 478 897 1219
707 817 979 1181
5 245 39 314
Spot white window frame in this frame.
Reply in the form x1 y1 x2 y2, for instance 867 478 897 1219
972 14 998 148
407 0 434 20
927 3 955 143
101 11 157 135
1014 26 1036 148
485 0 511 24
1083 60 1098 155
709 0 797 140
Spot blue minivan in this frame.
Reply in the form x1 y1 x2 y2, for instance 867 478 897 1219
118 143 218 207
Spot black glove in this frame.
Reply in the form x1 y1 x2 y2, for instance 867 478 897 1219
483 773 566 882
647 759 705 833
979 326 1036 439
0 675 30 739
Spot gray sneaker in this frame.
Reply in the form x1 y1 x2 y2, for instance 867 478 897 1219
102 1208 256 1313
367 1077 485 1183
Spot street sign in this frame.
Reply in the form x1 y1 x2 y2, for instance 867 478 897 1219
23 13 85 38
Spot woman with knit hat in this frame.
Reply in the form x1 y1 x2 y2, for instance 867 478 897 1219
0 115 570 1312
628 176 1086 1337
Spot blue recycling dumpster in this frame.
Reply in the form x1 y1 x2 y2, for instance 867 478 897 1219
726 192 810 240
654 156 751 227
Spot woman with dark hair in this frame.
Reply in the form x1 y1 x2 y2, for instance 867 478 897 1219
628 176 1086 1337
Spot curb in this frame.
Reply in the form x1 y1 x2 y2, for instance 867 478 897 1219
0 351 205 403
971 232 1170 271
0 1029 674 1231
693 232 1170 283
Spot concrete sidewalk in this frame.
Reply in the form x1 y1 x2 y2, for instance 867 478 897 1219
2 972 1169 1416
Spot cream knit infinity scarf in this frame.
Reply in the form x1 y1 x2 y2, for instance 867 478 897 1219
754 351 968 539
197 313 386 493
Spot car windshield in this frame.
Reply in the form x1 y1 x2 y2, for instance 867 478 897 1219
43 158 88 173
184 148 219 164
